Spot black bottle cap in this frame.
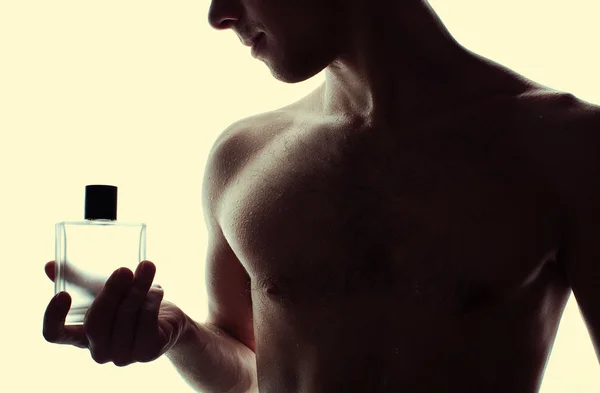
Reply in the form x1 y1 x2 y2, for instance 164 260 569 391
85 185 118 220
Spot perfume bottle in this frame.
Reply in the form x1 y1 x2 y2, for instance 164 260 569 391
55 185 147 324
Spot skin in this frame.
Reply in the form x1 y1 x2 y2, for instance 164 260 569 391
43 260 186 366
208 0 539 123
205 0 600 392
43 0 600 392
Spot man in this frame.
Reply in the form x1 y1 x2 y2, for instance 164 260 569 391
43 0 600 392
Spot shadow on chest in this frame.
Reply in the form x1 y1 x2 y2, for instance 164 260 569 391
222 120 557 314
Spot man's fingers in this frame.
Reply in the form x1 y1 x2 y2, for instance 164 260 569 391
45 261 56 282
134 286 164 362
110 261 156 365
84 268 134 363
43 292 89 348
43 292 70 342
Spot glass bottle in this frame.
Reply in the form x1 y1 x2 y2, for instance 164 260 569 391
54 185 147 324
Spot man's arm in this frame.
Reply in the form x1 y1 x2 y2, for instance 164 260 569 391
165 120 258 393
552 102 600 362
166 316 257 393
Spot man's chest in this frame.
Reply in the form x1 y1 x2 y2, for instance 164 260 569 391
218 99 565 315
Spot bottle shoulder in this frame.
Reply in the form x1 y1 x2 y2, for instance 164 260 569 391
56 220 146 228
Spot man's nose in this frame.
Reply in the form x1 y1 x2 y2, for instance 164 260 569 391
207 0 240 30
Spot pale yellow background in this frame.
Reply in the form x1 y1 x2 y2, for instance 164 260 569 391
2 0 599 392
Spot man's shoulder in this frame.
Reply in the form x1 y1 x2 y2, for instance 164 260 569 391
215 110 291 149
555 94 600 187
522 89 599 123
213 84 324 151
534 92 600 159
526 91 600 209
514 89 600 151
213 107 297 160
557 95 600 133
206 109 295 188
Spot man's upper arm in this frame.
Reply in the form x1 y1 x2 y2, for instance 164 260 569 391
554 103 600 361
202 122 255 352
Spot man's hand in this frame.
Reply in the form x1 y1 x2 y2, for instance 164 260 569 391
43 260 188 366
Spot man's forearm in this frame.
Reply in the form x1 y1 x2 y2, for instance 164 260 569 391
166 315 258 393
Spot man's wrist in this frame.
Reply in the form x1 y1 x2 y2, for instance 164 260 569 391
167 312 203 356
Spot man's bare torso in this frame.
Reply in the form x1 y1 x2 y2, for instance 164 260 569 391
216 82 585 392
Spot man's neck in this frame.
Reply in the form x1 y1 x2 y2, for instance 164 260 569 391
321 0 535 126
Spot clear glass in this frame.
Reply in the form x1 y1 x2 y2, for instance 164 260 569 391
54 219 147 324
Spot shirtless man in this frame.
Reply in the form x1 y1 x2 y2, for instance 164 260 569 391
43 0 600 392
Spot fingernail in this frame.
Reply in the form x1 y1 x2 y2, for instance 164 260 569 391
148 286 164 298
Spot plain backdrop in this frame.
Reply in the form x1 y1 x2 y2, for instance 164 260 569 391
2 0 600 392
